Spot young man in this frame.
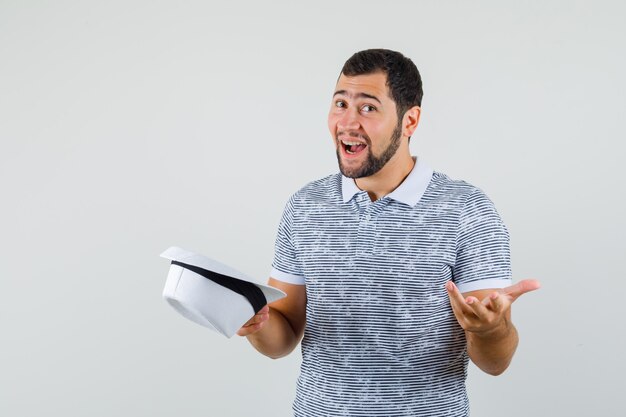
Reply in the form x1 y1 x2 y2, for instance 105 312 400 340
238 49 539 416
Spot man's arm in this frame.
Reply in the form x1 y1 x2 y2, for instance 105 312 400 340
446 279 540 376
237 278 306 359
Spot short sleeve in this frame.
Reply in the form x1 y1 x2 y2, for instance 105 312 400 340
452 188 512 293
270 195 306 285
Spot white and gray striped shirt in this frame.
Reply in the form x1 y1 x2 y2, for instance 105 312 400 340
271 158 512 417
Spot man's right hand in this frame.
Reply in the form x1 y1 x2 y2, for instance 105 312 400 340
237 278 306 359
236 305 270 336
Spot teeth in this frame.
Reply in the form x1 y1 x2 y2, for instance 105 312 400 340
341 140 365 146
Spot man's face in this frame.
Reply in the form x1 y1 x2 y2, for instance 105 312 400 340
328 72 404 179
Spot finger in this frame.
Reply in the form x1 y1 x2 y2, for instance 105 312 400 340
241 307 270 327
503 279 541 301
445 281 474 316
484 292 511 314
480 291 504 309
246 311 270 326
465 296 490 319
446 282 475 330
236 322 264 337
237 308 270 336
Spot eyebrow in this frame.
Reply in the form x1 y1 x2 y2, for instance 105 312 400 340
333 90 382 104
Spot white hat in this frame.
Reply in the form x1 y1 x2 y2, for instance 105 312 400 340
160 246 286 338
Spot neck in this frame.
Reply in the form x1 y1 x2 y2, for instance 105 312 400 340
355 150 415 202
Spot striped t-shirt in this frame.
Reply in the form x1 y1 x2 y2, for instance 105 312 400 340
271 158 512 417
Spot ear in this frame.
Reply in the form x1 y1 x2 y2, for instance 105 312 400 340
402 106 421 138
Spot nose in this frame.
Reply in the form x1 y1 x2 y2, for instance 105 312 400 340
337 107 360 131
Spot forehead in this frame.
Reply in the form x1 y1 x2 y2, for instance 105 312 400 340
334 72 392 101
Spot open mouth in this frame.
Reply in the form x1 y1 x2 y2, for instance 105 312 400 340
341 140 367 156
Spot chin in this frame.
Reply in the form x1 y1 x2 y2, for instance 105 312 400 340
338 161 367 179
337 153 364 178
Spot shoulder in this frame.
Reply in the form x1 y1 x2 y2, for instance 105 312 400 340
425 171 490 206
288 173 343 207
421 171 504 226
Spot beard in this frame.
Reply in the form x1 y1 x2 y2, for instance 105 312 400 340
336 120 403 179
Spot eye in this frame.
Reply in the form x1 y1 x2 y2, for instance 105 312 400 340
361 104 376 113
334 100 347 108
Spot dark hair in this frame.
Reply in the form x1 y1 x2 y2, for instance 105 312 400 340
340 49 423 121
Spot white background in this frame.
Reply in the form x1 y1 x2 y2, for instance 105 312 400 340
1 1 624 416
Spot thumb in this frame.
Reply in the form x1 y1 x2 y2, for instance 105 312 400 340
503 279 541 301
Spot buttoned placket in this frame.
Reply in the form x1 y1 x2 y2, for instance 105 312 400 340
353 193 390 258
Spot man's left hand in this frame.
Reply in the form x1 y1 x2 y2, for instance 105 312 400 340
445 279 541 335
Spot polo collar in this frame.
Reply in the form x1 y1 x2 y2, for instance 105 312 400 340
341 157 434 206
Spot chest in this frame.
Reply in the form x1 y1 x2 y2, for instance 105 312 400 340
292 202 457 275
293 200 463 343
